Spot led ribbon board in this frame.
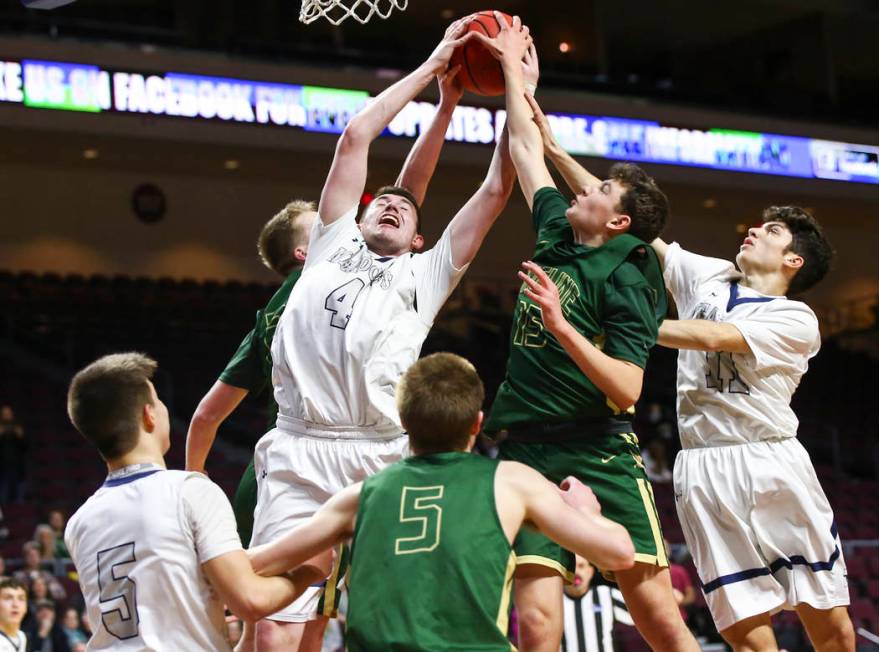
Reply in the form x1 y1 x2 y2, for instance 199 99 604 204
1 58 877 184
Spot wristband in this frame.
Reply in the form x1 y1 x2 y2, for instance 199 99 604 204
525 82 537 96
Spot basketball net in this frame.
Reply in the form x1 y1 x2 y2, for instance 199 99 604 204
300 0 408 25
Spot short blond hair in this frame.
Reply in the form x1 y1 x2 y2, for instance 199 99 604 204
396 353 484 454
257 200 316 276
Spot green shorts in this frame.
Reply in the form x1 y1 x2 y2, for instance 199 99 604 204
232 458 258 547
499 431 668 580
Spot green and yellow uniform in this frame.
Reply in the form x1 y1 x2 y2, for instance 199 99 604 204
220 268 301 546
346 452 516 651
485 186 668 576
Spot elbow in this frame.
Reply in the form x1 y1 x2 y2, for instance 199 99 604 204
337 120 369 154
227 594 263 623
190 405 220 431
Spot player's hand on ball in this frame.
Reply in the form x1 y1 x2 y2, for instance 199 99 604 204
560 476 602 515
519 261 567 335
428 14 486 73
491 12 533 65
438 64 464 106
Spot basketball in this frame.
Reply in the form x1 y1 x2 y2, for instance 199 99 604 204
449 10 513 97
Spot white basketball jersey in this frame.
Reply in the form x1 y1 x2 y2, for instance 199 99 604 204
66 467 241 651
0 631 26 652
271 205 467 433
663 243 820 449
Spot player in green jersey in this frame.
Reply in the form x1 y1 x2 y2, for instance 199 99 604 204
186 199 318 543
185 64 472 652
247 352 635 652
485 17 698 652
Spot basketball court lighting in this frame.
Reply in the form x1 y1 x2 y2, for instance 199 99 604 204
82 148 99 160
559 42 572 53
224 159 240 170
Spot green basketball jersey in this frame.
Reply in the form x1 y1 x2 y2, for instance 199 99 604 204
219 268 301 427
346 452 515 652
485 187 667 433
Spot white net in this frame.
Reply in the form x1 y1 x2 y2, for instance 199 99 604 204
300 0 408 25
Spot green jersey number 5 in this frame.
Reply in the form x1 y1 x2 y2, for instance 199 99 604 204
394 486 444 555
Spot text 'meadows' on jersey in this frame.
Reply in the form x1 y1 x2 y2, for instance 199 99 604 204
346 452 515 651
65 468 242 651
663 243 821 449
486 187 666 433
272 205 467 433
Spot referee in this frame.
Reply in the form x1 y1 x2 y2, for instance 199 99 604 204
561 556 634 652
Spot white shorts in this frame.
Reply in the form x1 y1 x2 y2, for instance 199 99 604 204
251 417 409 622
674 437 849 632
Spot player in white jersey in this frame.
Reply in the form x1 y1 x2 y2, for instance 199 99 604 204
0 579 27 652
249 15 520 651
64 353 324 651
651 207 855 651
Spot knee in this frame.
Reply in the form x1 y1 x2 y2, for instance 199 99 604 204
637 609 690 648
817 616 855 651
517 604 561 649
255 620 284 649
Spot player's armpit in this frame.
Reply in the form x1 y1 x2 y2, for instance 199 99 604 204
248 483 361 577
203 549 322 622
658 319 751 354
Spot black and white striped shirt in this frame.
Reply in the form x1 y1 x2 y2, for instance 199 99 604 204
560 584 633 652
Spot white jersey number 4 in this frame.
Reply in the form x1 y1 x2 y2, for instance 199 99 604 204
325 279 366 330
97 542 140 640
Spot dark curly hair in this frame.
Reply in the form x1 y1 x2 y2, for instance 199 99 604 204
609 162 670 243
762 206 833 295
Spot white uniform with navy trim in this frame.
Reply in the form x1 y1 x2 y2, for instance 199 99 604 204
252 205 468 621
663 243 849 631
65 465 242 651
0 631 26 652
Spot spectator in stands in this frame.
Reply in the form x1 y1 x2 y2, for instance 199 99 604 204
12 542 66 602
642 438 673 483
28 576 50 605
25 600 71 652
46 510 69 558
0 554 6 579
0 506 9 541
0 578 28 651
0 404 27 503
78 608 91 639
33 525 57 562
61 607 88 649
667 540 696 622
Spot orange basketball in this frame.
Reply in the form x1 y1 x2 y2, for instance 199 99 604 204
449 10 514 97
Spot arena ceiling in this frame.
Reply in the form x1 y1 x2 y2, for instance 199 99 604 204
3 0 879 126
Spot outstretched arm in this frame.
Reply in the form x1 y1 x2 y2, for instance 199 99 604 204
203 550 323 622
319 17 486 225
446 124 516 268
524 92 601 194
186 380 248 473
248 483 361 577
395 66 464 206
659 319 750 354
520 261 644 410
492 15 552 209
501 463 634 571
